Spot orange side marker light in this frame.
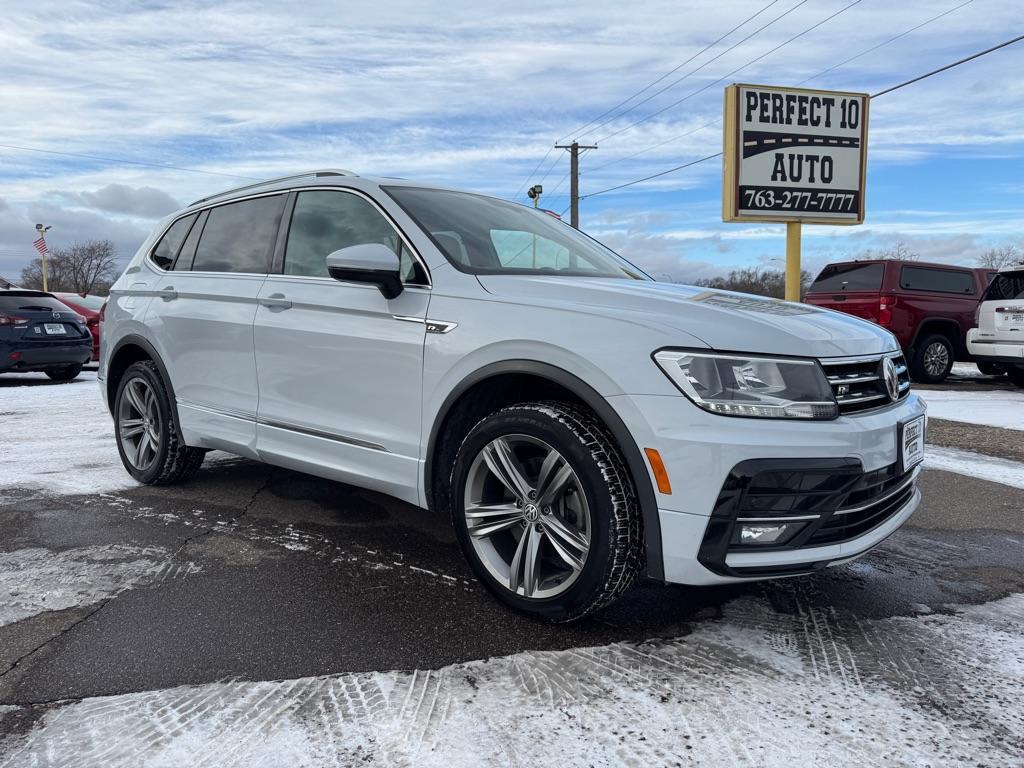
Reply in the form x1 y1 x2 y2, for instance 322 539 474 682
644 448 672 495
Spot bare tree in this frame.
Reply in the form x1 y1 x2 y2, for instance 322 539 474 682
978 244 1022 270
20 240 118 295
695 267 812 299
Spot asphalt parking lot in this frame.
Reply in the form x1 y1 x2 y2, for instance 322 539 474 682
1 367 1023 766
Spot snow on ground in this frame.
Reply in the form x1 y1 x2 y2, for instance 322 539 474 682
2 591 1021 767
918 387 1024 431
0 372 140 495
924 445 1024 490
0 545 201 627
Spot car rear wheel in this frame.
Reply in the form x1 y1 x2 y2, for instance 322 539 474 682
450 401 642 622
1008 366 1024 389
45 364 83 382
114 360 206 485
976 362 1004 377
910 334 954 383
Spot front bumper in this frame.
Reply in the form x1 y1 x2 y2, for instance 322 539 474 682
608 391 927 585
967 328 1024 363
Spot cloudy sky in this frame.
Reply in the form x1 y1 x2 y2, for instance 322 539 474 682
1 0 1022 283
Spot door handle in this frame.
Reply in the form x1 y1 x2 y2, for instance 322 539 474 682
157 286 177 300
259 293 292 310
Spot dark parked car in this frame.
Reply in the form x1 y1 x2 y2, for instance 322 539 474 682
0 291 93 381
804 259 996 383
54 293 105 361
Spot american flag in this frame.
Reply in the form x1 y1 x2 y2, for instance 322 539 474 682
33 237 48 256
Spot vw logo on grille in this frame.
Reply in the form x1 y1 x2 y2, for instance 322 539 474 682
882 357 900 402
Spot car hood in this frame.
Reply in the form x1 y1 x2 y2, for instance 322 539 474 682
476 275 897 358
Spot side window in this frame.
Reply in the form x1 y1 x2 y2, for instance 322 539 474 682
284 190 423 282
490 229 573 270
192 195 284 274
900 266 975 294
173 210 207 271
150 214 197 270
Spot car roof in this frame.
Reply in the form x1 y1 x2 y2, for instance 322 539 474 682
819 258 978 272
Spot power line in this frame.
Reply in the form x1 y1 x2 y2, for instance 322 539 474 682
560 0 787 142
0 143 260 181
595 0 865 144
512 146 555 198
582 0 974 178
582 152 723 199
871 32 1024 99
581 32 1024 200
795 0 974 86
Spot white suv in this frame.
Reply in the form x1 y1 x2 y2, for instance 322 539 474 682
967 266 1024 387
99 170 926 621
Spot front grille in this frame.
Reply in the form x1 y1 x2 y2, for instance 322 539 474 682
820 352 911 415
806 464 918 545
698 458 920 577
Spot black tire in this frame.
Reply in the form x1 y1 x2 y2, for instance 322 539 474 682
450 401 643 622
1008 366 1024 389
909 334 954 383
45 364 82 382
976 362 1005 377
114 360 206 485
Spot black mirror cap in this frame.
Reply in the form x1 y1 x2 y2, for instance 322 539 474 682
327 265 404 300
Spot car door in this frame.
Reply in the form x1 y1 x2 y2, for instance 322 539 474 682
147 193 285 457
253 188 430 504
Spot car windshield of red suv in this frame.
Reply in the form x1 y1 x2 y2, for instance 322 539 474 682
808 263 884 292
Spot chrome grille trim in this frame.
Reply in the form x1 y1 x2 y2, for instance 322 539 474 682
819 351 911 415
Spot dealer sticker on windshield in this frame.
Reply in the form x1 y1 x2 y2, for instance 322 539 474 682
900 416 925 474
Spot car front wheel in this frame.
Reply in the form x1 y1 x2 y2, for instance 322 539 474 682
451 402 643 622
114 360 206 485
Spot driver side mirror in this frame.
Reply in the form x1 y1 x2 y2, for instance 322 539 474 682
325 244 404 299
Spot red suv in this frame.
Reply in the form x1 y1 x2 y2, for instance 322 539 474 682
804 259 995 383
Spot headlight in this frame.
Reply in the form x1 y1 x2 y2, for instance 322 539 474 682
653 350 837 420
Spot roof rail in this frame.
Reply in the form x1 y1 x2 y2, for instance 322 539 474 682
190 169 358 206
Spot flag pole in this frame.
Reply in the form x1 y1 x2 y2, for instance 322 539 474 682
34 224 51 292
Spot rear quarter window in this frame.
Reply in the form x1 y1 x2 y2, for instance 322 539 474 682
150 214 197 270
899 266 975 294
809 263 884 292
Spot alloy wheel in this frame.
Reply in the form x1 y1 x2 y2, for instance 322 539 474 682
923 341 950 377
463 434 591 599
118 378 161 471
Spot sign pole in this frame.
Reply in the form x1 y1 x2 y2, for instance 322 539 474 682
785 221 801 301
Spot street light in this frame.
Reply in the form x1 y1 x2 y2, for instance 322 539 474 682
35 224 52 292
526 185 543 267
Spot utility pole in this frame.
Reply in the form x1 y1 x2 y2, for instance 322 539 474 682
554 141 597 229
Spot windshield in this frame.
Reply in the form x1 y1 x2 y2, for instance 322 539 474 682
983 270 1024 301
809 262 884 292
385 186 649 279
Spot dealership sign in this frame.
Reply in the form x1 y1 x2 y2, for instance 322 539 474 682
723 83 869 224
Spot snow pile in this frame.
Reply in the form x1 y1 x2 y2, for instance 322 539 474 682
924 445 1024 489
919 388 1024 431
2 592 1021 767
0 372 139 494
0 544 201 626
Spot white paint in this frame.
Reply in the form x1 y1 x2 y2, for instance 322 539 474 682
2 592 1021 767
919 387 1024 431
923 445 1024 490
0 544 200 627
